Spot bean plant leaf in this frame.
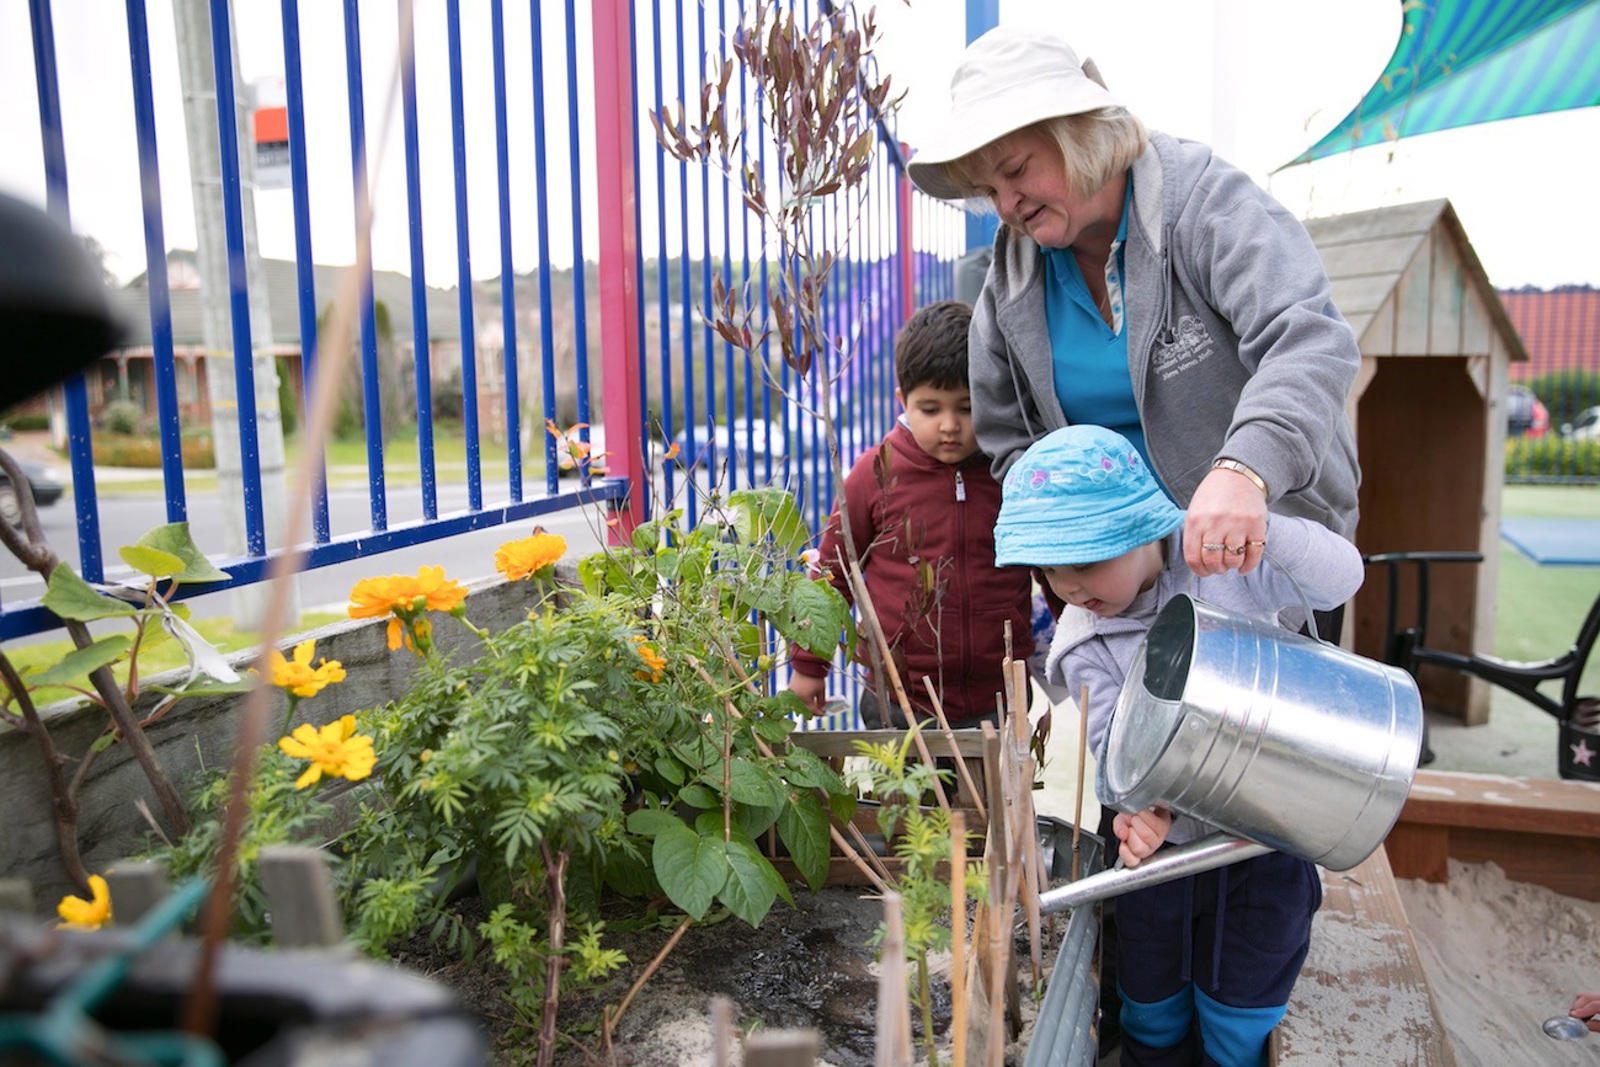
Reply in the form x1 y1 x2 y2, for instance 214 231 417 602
713 756 782 807
42 564 136 621
678 782 719 810
777 791 833 893
136 523 231 584
578 552 631 598
626 807 684 839
27 635 132 686
728 488 808 555
781 744 844 791
717 833 790 927
652 822 727 920
769 575 851 658
118 545 186 579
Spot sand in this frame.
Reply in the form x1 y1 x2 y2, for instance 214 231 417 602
1396 859 1600 1066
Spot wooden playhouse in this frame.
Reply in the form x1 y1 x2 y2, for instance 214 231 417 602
1304 198 1529 726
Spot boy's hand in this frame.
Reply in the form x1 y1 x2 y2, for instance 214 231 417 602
1113 806 1173 868
1570 991 1600 1032
788 674 828 716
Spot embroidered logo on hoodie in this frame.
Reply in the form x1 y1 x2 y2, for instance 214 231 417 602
1152 314 1214 380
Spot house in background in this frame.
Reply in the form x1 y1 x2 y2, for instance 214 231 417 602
1499 286 1600 384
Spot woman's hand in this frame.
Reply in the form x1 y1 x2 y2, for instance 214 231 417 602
1113 806 1173 868
1184 466 1269 577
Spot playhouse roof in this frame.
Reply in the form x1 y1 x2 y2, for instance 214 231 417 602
1303 198 1528 364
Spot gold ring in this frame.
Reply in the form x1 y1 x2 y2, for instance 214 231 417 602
1202 542 1227 552
1227 544 1247 556
1247 539 1267 548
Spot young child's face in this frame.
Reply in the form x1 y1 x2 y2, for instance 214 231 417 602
899 383 978 465
1038 541 1165 618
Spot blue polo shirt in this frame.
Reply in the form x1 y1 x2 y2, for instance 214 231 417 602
1042 178 1146 465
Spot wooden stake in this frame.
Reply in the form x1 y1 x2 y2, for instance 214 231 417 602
922 677 986 820
950 810 968 1067
712 995 733 1067
1072 684 1089 878
876 892 913 1067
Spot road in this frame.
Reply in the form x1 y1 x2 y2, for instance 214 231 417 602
0 480 612 644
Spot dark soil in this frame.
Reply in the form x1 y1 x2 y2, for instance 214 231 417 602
390 886 1063 1067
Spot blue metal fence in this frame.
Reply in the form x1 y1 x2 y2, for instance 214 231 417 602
2 0 966 644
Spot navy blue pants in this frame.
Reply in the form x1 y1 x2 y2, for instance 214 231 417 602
1114 849 1321 1067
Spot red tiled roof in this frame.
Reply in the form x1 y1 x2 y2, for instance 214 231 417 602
1499 288 1600 380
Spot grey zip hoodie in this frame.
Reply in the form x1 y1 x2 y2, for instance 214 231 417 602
970 130 1361 537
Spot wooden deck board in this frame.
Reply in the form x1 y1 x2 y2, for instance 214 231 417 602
1274 848 1456 1065
1386 770 1600 900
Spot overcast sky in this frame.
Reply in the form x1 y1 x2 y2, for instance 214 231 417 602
2 0 1595 290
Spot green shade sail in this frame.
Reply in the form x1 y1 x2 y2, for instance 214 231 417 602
1280 0 1600 169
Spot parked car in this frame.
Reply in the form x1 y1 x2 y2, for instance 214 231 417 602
1506 384 1549 438
1562 405 1600 442
671 417 788 472
0 461 64 528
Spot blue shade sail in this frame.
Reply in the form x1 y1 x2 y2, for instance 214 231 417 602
1280 0 1600 169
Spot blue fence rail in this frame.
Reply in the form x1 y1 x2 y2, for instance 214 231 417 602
2 0 966 644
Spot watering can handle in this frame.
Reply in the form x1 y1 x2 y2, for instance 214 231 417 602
1037 833 1273 915
1185 546 1322 644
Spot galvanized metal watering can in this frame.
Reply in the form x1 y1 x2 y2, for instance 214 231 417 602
1040 593 1425 914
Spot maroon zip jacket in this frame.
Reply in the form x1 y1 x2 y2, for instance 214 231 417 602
790 422 1034 723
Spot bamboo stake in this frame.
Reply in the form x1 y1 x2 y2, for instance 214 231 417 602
711 995 733 1067
688 656 891 893
1072 684 1090 878
922 677 986 820
986 866 1007 1067
950 810 969 1067
1011 661 1045 986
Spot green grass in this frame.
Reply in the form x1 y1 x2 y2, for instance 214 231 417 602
1493 485 1600 695
6 610 347 710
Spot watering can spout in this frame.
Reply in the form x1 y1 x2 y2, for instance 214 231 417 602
1038 834 1273 914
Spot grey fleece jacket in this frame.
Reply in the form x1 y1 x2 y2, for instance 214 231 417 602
970 130 1362 537
1044 514 1364 846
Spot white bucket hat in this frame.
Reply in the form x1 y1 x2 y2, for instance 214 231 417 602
907 27 1122 201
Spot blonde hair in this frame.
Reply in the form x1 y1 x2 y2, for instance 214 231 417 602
946 108 1148 209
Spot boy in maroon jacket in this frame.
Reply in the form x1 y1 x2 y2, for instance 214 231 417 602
788 300 1033 727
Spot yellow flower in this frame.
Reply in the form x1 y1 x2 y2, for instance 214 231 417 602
495 532 567 581
414 565 467 612
278 714 378 789
348 573 423 620
632 636 666 682
57 874 112 930
348 567 467 652
267 639 346 698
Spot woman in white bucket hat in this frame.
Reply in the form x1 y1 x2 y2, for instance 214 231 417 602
908 27 1361 587
910 27 1365 1067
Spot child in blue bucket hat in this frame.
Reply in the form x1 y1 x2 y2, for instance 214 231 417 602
996 424 1363 1067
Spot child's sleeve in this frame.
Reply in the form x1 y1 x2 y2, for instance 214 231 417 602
1045 613 1126 757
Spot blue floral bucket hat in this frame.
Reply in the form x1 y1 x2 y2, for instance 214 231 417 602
994 425 1183 567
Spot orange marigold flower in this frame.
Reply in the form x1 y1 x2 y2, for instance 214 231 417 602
414 565 467 612
632 635 666 682
267 639 346 698
495 532 567 582
56 874 112 930
278 714 378 789
347 573 423 620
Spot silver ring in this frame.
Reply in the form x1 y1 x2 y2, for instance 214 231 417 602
1201 542 1227 552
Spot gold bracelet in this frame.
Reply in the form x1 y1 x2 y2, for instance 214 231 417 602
1212 458 1269 499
